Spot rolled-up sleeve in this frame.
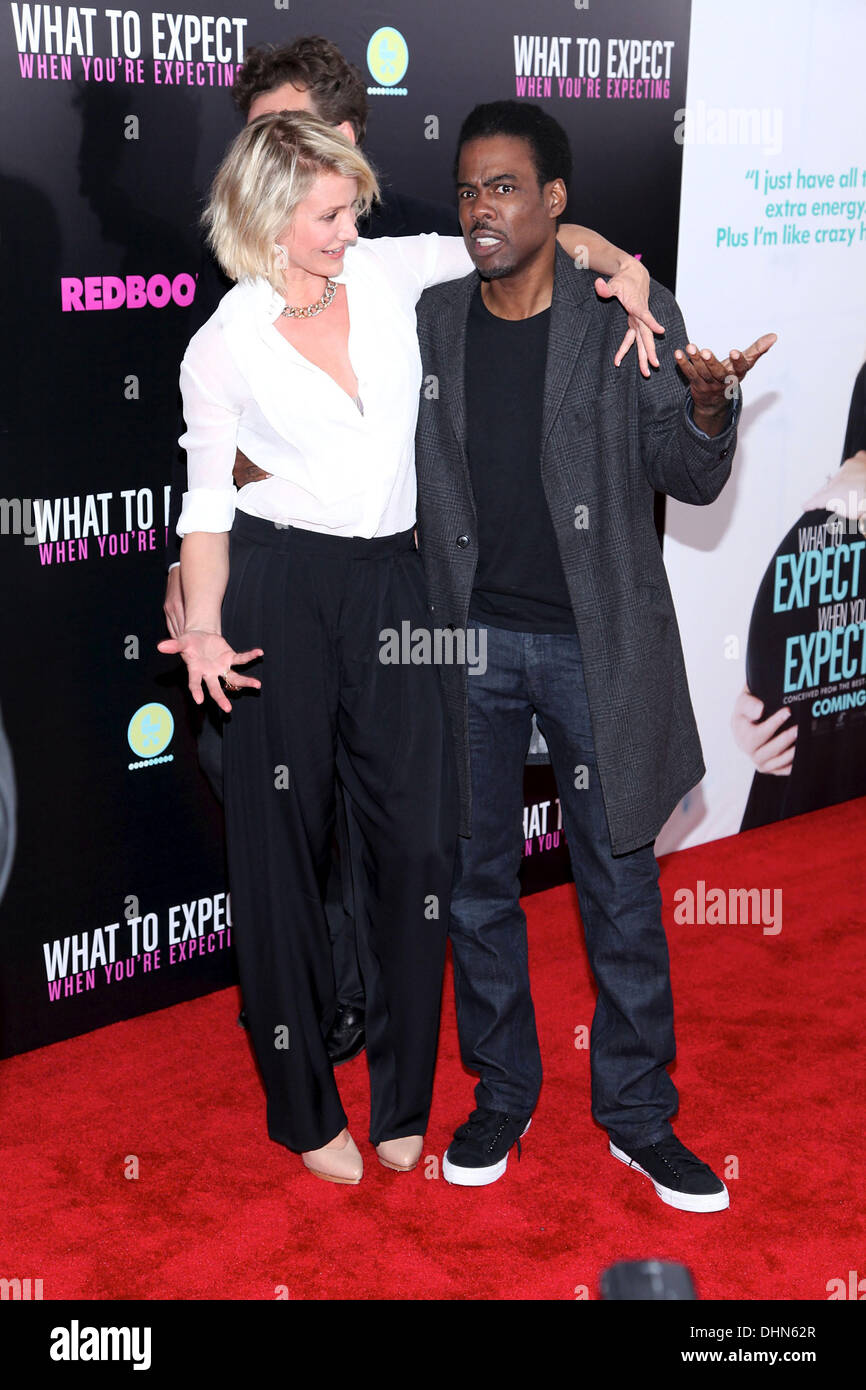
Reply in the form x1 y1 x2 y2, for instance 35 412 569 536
176 329 242 536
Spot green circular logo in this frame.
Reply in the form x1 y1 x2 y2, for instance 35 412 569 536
128 702 174 759
367 27 409 86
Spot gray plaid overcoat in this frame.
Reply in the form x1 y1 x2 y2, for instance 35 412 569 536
414 242 739 855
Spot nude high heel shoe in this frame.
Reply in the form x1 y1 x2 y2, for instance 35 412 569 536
376 1135 424 1172
302 1128 363 1185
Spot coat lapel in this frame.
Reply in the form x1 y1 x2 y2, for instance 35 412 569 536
431 272 478 514
541 243 597 449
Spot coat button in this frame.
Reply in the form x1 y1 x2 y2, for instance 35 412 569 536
719 447 729 459
456 534 470 548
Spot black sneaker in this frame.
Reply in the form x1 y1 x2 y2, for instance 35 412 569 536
610 1134 729 1212
443 1108 532 1187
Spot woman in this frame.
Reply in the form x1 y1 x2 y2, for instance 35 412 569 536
159 111 660 1185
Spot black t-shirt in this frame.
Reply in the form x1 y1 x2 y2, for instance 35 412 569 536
464 286 576 634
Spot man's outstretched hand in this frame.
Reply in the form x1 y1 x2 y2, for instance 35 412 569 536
675 332 777 436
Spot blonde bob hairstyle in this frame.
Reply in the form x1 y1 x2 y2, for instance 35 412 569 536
203 110 379 294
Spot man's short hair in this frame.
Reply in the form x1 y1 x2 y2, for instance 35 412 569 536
203 111 379 295
232 36 368 143
454 100 572 192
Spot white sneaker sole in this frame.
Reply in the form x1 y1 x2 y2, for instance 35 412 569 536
610 1142 730 1212
443 1119 532 1187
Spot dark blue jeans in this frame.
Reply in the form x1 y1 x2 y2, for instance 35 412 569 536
450 620 678 1151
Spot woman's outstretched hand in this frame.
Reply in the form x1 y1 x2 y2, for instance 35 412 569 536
595 259 665 378
157 629 263 715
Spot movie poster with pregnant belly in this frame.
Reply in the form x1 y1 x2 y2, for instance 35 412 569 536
741 507 866 831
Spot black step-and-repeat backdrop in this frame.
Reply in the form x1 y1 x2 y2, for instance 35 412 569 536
0 0 691 1056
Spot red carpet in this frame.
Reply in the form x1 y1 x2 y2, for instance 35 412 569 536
2 798 864 1301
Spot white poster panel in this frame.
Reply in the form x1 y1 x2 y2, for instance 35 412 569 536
658 0 866 853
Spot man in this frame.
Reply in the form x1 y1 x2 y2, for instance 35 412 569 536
414 101 774 1210
163 36 459 1066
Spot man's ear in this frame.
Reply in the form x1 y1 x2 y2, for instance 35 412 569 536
335 120 357 145
546 178 567 219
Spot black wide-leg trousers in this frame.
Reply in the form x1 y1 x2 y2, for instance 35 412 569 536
220 512 458 1153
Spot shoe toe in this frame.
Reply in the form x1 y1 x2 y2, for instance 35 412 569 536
302 1132 363 1184
376 1135 424 1171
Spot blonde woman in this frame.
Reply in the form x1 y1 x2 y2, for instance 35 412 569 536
158 111 660 1185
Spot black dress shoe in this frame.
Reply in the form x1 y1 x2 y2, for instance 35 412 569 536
326 1004 365 1065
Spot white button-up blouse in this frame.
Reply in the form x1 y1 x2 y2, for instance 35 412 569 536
176 233 473 539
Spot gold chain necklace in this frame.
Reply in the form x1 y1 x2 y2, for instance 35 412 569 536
280 278 337 320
